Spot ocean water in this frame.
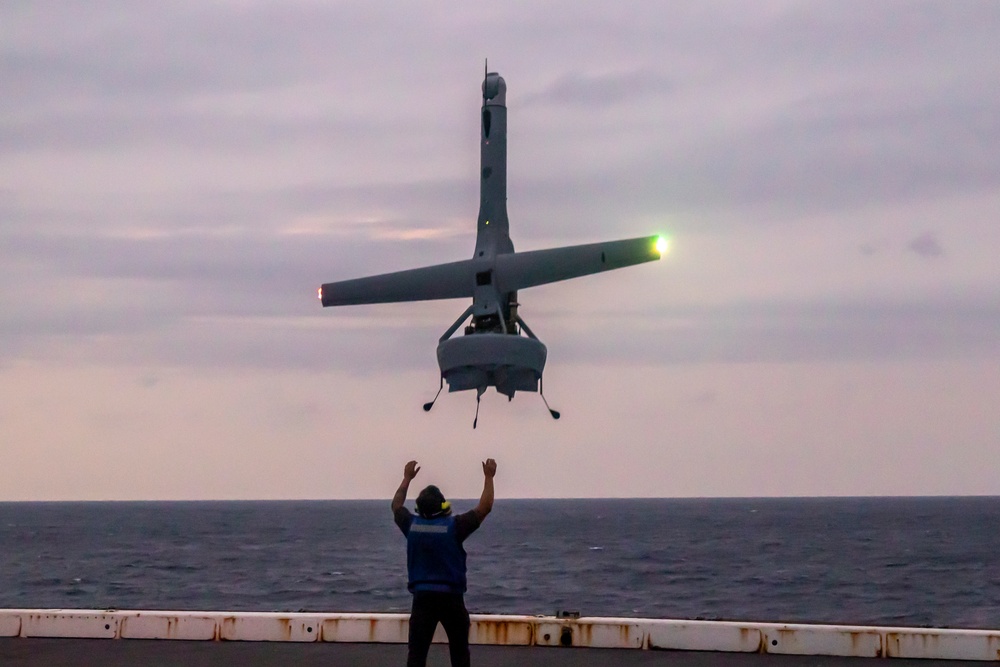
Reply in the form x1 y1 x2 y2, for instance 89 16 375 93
0 498 998 629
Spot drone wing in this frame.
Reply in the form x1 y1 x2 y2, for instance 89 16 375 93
320 235 663 306
320 259 476 306
494 235 662 292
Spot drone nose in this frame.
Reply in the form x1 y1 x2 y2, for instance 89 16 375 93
482 74 506 106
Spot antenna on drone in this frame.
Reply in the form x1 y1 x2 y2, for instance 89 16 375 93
540 377 560 420
423 377 444 412
483 59 488 102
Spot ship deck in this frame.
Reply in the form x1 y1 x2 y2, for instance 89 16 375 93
0 639 990 667
2 610 998 665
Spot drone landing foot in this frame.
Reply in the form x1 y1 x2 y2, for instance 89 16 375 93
423 377 444 412
540 378 560 420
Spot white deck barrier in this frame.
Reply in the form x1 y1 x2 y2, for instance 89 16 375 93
1 610 998 660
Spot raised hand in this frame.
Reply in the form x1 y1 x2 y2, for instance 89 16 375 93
482 458 497 478
404 460 421 481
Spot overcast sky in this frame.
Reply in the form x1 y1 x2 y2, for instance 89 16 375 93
2 1 998 500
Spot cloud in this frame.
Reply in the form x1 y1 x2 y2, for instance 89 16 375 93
2 12 998 352
907 232 944 258
547 295 1000 365
521 69 675 108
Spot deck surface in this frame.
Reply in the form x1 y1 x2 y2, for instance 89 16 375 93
0 638 989 666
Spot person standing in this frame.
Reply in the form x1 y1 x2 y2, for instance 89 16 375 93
391 458 497 667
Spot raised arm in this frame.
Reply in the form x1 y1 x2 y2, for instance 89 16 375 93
473 458 497 521
391 460 420 513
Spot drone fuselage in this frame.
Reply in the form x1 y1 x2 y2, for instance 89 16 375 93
470 74 516 334
441 73 544 399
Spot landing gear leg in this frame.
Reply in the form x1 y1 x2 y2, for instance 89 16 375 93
473 386 486 429
540 377 560 420
423 377 443 412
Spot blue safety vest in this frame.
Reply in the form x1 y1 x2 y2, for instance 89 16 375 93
406 515 467 594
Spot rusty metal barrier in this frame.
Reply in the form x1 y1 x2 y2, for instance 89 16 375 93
1 609 998 660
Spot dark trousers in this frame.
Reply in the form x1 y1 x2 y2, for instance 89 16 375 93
407 591 471 667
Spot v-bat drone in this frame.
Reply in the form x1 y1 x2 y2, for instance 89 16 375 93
319 70 666 426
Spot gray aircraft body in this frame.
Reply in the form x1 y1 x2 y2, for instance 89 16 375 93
319 71 665 421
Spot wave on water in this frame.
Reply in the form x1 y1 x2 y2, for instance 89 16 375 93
0 497 998 628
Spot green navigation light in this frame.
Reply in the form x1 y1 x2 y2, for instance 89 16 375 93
655 236 669 256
